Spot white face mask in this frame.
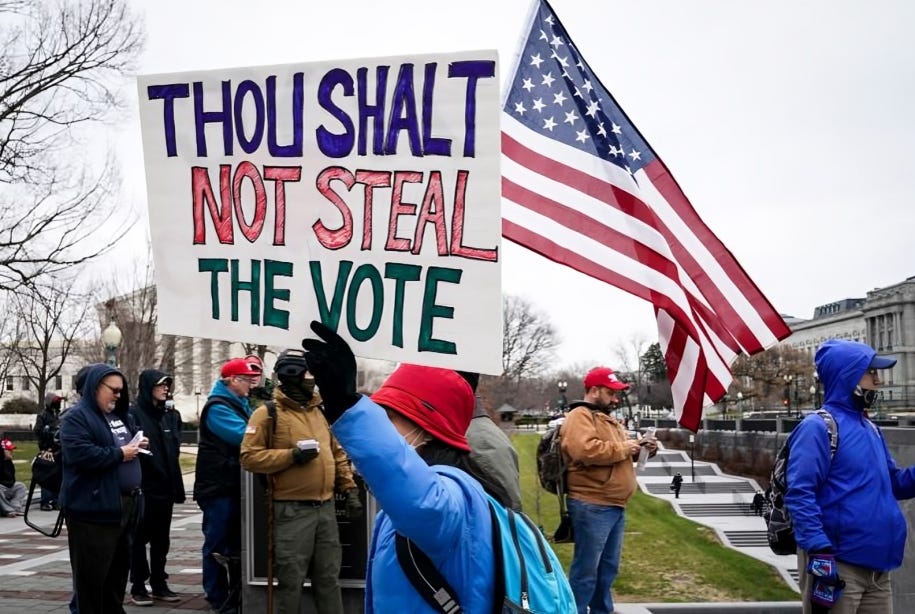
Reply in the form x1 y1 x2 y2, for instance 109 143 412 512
403 427 428 449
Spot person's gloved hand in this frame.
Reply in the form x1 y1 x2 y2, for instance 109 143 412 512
301 320 360 423
807 551 843 611
807 552 838 582
344 488 363 519
291 447 319 465
810 577 845 611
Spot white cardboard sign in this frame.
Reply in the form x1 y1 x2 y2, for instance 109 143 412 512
138 50 502 374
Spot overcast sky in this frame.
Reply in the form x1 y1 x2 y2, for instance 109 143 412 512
108 0 915 370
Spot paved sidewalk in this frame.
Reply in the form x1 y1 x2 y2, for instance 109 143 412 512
0 457 209 613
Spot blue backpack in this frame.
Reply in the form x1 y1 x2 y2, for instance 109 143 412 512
396 494 576 613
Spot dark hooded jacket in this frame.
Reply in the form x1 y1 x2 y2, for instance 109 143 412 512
59 363 139 524
129 369 185 504
785 339 915 571
34 393 62 451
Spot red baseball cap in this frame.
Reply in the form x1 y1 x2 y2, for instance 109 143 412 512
220 358 263 378
1 438 15 451
371 364 474 452
583 367 629 391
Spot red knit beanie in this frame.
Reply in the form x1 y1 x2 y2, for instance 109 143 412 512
370 364 474 452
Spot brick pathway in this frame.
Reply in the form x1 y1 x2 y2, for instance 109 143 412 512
0 493 210 612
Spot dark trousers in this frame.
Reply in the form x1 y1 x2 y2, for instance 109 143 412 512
198 495 240 610
66 495 139 614
130 497 175 590
40 486 58 508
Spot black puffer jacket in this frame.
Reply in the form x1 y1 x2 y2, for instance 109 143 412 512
129 369 185 503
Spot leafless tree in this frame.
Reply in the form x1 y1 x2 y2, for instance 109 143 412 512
612 332 651 412
731 345 815 409
89 257 176 396
501 295 559 381
0 304 17 398
6 277 92 403
0 0 144 291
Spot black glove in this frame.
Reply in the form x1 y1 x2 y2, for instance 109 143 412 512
291 447 319 465
301 320 360 423
344 488 363 519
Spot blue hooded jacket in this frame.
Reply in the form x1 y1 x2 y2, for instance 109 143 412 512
785 339 915 570
59 363 139 524
332 396 496 613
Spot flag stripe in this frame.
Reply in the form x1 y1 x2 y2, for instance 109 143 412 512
646 164 791 344
503 129 742 357
501 0 788 429
503 121 779 354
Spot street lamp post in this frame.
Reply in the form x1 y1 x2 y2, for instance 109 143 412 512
101 319 123 368
783 374 793 417
809 384 817 411
557 380 568 413
813 372 821 408
195 388 202 420
793 377 800 419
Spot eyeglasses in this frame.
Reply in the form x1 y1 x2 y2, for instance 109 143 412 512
100 382 123 395
234 375 258 385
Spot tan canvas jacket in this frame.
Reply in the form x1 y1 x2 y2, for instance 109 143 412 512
240 388 356 501
560 405 637 507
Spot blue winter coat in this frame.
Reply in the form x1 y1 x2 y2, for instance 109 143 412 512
332 396 495 613
59 363 139 524
785 339 915 570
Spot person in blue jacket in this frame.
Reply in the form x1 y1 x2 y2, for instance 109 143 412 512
786 339 915 614
59 363 148 614
302 321 512 613
193 357 260 614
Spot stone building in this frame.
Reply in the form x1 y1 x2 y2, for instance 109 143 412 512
786 275 915 410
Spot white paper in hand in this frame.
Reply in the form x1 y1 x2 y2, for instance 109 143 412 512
297 439 319 453
636 427 656 472
131 430 152 455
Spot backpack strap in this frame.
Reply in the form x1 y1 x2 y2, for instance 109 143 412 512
265 400 277 442
394 534 463 613
814 409 839 460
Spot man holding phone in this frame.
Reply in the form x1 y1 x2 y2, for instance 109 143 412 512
560 366 657 614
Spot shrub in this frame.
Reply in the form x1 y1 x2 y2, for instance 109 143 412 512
1 397 40 415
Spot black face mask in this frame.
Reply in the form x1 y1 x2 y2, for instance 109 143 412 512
852 386 880 410
282 377 315 406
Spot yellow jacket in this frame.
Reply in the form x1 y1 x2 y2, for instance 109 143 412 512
240 388 356 501
560 404 637 507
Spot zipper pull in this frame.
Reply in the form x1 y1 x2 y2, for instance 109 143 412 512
521 592 529 609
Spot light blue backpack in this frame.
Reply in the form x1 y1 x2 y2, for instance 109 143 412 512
396 494 576 613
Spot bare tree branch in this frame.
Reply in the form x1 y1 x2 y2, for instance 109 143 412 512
501 295 559 380
0 0 144 291
5 275 92 403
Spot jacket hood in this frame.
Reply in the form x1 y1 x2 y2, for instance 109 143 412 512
81 363 130 415
815 339 874 406
138 368 170 409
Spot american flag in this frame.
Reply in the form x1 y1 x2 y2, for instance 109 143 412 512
501 0 790 430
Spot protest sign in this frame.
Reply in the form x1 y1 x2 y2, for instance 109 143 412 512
138 50 502 373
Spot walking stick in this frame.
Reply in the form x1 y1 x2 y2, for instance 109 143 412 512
266 474 275 613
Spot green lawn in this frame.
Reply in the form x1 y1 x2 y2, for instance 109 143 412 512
513 432 798 603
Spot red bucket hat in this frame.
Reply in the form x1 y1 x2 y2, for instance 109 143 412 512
371 364 474 452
